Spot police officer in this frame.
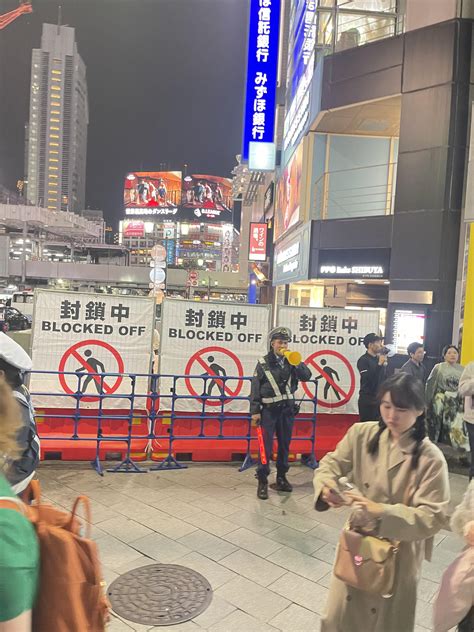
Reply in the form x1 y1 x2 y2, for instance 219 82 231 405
0 333 40 495
356 332 388 422
250 327 312 500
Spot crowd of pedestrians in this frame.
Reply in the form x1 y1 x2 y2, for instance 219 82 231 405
0 328 473 631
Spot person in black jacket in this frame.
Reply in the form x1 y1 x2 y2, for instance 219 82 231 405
250 327 311 500
399 342 427 384
0 333 40 494
356 332 387 422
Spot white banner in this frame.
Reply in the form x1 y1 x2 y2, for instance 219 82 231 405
159 299 271 412
30 290 155 408
277 306 380 414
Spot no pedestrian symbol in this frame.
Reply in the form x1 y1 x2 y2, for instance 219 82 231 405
58 339 125 403
302 349 356 409
184 346 244 406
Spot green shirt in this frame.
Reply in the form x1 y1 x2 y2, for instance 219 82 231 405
0 474 39 622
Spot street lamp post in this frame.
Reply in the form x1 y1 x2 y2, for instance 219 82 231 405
201 275 218 300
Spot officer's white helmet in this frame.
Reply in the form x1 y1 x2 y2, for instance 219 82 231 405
268 327 292 347
0 332 32 371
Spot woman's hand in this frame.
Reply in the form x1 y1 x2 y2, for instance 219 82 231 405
321 480 348 508
347 493 385 518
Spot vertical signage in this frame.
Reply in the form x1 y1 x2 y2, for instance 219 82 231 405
392 309 426 355
249 222 268 261
242 0 281 162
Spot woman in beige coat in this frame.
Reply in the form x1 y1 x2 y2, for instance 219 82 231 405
313 373 450 632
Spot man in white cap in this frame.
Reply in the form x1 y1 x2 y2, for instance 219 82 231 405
250 327 311 500
0 333 40 494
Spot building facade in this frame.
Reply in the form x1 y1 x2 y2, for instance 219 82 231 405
26 23 88 213
238 0 474 359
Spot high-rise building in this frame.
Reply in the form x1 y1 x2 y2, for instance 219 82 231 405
26 23 88 213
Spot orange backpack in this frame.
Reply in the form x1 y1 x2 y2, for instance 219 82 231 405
0 480 110 631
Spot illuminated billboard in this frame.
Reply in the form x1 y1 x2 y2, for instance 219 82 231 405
124 171 182 216
275 141 303 240
123 220 145 237
242 0 281 161
181 175 233 222
249 223 268 261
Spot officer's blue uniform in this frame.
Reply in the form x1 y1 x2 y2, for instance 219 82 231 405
250 337 311 493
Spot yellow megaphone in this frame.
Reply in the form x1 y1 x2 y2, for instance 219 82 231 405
283 350 302 366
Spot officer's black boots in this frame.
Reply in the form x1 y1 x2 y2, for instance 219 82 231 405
275 475 293 493
257 480 269 500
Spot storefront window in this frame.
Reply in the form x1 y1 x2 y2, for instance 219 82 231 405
316 2 398 52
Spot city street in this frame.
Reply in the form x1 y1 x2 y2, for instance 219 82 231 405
38 462 467 632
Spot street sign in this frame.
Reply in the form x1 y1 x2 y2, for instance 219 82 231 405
150 267 166 284
151 244 166 260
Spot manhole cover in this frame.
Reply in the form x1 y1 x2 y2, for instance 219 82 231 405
107 564 213 626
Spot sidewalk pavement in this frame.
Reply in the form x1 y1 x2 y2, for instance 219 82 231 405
37 462 467 632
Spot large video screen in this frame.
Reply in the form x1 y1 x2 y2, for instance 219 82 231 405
124 171 182 211
181 174 233 222
275 142 303 241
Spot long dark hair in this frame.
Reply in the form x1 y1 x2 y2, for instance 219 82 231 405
368 373 426 469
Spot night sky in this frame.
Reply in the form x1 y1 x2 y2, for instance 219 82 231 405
0 0 249 226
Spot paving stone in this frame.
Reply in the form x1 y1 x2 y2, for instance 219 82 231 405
220 548 287 587
268 571 329 615
223 527 282 558
177 529 238 561
269 603 322 631
267 546 332 583
215 576 290 622
129 532 191 563
173 551 237 589
208 608 279 632
97 516 154 543
225 509 281 535
193 594 236 629
266 525 326 555
184 511 239 537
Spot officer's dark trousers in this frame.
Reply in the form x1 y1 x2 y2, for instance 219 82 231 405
257 404 294 482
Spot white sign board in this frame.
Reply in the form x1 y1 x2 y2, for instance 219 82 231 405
277 306 380 415
30 290 155 408
159 299 271 412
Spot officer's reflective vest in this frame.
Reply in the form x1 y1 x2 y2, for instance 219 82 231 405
258 357 294 405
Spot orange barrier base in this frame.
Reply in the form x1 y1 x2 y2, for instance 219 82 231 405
151 413 356 463
35 408 148 461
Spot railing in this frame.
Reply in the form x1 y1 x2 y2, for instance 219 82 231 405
313 161 397 220
316 4 401 56
28 370 319 476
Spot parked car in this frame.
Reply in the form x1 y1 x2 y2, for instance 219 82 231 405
3 306 31 330
0 304 7 332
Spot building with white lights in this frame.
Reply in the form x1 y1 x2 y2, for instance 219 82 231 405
26 23 88 213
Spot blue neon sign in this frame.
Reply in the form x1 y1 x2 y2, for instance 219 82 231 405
242 0 281 162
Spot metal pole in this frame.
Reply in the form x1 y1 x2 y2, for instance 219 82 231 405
21 221 27 283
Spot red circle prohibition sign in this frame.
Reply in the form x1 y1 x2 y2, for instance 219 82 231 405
184 346 244 407
58 339 125 403
302 349 355 409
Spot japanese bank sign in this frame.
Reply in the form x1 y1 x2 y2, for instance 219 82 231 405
160 299 271 412
277 306 380 415
30 290 155 408
242 0 281 163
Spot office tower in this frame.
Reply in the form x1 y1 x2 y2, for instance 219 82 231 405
27 23 88 212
